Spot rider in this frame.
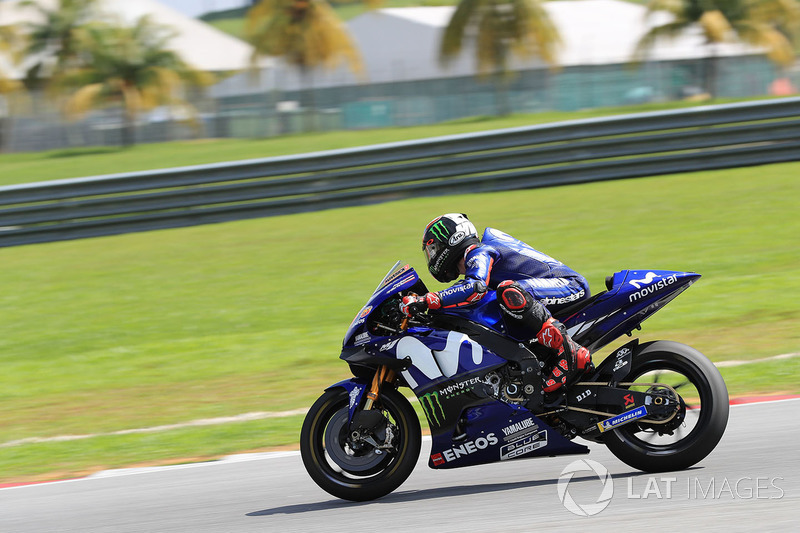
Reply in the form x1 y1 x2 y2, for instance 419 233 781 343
400 213 592 393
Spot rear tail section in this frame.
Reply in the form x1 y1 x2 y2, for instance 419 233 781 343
562 270 700 352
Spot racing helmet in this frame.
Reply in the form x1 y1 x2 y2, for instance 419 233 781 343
422 213 480 282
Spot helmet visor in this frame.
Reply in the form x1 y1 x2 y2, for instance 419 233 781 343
423 239 441 264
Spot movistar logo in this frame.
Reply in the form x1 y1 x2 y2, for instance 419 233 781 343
420 391 445 426
629 274 678 302
429 220 450 241
629 272 658 289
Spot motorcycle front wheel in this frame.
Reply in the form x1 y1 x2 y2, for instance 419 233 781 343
300 386 421 501
603 340 729 472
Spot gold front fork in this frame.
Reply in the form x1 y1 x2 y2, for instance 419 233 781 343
362 318 405 410
363 365 396 410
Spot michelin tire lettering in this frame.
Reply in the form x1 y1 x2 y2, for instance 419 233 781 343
597 406 648 433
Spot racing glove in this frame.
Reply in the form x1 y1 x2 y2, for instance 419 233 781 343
399 294 428 317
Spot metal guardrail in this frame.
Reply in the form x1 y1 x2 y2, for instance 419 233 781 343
1 97 799 248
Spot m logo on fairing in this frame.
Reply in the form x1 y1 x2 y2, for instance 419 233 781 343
396 332 485 389
629 272 658 289
433 331 484 377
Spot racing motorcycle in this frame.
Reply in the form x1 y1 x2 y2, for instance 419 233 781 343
300 262 729 501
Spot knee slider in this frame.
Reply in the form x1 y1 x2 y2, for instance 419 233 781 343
497 281 531 314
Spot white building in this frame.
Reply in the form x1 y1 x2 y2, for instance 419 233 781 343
211 0 766 99
0 0 260 75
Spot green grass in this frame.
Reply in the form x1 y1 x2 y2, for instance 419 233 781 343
0 96 782 187
0 415 308 481
719 358 800 396
1 359 796 482
0 157 798 482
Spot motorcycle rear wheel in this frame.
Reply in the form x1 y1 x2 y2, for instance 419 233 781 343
300 386 421 501
603 340 729 472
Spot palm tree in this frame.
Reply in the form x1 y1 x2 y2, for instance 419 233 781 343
62 16 212 147
635 0 800 96
19 0 98 87
1 23 25 152
439 0 561 115
245 0 364 130
1 23 24 94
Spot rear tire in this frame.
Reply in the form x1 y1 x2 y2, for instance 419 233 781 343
603 340 729 472
300 386 421 501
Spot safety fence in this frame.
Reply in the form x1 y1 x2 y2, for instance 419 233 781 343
1 97 799 247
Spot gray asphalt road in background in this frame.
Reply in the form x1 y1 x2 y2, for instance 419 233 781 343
1 399 797 532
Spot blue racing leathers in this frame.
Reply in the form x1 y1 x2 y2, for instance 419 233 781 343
426 228 590 315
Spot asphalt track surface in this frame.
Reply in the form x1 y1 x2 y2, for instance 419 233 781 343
1 399 797 532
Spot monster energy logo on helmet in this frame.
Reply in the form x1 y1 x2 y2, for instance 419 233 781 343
423 213 479 283
429 220 450 241
419 391 445 426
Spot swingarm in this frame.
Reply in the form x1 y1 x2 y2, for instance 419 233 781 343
557 381 683 440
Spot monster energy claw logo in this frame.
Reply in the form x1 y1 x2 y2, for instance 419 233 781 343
420 391 445 426
429 220 450 241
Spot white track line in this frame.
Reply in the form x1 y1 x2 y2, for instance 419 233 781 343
713 352 800 367
0 409 309 449
2 400 798 491
1 352 797 450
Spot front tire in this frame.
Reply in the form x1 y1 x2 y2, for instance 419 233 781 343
300 386 421 501
603 340 729 472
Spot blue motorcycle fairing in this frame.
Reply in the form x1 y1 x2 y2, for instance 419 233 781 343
374 328 507 393
365 327 588 469
327 374 586 470
561 269 700 352
341 325 509 425
325 378 372 422
430 291 505 332
342 263 425 349
428 400 588 469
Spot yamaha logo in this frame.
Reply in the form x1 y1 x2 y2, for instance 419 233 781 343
557 459 614 516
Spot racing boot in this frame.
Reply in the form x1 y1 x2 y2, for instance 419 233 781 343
496 280 592 392
536 318 592 393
